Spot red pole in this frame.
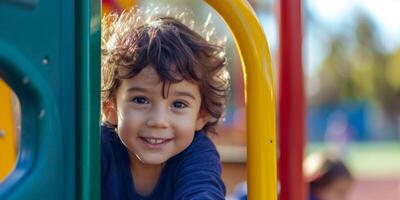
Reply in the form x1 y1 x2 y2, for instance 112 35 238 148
278 0 306 200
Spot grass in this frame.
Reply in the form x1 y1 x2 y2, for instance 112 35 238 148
307 142 400 178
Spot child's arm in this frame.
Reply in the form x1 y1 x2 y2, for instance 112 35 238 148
173 134 226 200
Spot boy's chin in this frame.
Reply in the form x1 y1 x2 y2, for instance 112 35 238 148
137 155 169 165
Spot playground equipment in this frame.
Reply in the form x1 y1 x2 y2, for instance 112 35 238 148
0 0 278 199
205 1 277 199
0 0 100 199
278 0 306 200
0 79 18 181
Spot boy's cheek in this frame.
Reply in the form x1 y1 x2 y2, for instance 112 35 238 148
119 106 144 118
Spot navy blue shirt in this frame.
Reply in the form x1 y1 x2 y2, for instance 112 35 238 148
309 195 318 200
101 125 226 200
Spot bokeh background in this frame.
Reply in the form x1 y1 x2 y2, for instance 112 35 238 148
1 0 399 199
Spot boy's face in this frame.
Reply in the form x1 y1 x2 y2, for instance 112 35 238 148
106 66 208 165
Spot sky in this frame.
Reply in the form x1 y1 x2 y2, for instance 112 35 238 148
308 0 400 38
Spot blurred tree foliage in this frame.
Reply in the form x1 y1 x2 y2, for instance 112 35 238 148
310 12 400 135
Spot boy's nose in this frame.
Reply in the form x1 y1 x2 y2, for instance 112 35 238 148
146 106 169 128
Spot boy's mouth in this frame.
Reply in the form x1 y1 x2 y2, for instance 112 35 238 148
139 136 172 145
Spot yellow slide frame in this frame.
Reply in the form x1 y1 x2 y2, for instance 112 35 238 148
205 0 277 199
0 79 17 181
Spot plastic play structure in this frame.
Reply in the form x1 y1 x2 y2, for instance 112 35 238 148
0 0 305 199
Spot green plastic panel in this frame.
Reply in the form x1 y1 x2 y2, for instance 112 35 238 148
0 0 100 199
76 0 101 199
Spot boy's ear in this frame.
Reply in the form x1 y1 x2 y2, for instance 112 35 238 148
103 100 118 125
195 111 211 131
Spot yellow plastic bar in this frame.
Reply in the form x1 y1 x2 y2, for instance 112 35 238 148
0 79 17 181
205 0 277 199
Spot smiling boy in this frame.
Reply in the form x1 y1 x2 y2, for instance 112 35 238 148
101 9 229 200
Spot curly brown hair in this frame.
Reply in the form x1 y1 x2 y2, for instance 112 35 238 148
101 8 230 134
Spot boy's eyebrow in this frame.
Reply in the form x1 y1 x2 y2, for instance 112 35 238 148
127 87 196 100
172 91 197 100
126 86 149 93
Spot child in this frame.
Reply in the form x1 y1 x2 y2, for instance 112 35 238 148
101 8 229 200
304 152 354 200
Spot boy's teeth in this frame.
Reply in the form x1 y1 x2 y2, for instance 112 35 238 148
145 138 166 144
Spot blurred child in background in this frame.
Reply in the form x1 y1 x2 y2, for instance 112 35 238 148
304 152 354 200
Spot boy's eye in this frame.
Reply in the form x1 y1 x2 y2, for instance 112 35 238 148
172 101 187 109
132 96 149 104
